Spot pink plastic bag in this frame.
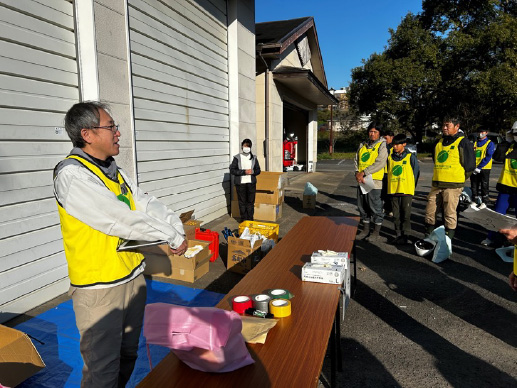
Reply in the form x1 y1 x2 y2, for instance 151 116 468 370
143 303 254 373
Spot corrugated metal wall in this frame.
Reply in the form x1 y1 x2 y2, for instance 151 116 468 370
0 1 79 322
128 0 230 222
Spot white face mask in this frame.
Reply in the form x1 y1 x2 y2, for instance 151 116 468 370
479 133 487 139
513 136 517 143
242 147 251 154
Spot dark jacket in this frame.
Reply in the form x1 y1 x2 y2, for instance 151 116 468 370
493 141 517 194
230 153 261 185
432 132 476 188
389 148 420 194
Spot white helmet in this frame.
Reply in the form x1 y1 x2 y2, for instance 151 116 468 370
414 239 436 257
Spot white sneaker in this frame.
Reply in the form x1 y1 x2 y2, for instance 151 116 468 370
478 203 487 210
481 238 492 246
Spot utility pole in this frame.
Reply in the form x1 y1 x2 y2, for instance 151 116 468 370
329 104 333 154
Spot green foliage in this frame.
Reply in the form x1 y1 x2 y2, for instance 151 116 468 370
349 1 517 138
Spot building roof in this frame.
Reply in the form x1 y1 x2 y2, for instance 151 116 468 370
256 17 312 46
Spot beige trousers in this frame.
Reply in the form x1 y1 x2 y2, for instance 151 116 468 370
425 186 463 229
70 274 147 388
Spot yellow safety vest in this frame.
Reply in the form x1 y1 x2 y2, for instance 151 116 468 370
358 141 385 180
432 137 465 183
497 145 517 188
384 148 393 174
387 152 415 195
514 247 517 274
474 139 493 170
57 155 144 287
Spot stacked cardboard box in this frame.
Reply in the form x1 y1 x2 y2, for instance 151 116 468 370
142 240 211 283
232 171 288 222
301 250 350 284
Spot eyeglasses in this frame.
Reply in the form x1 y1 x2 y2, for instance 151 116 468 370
91 124 120 134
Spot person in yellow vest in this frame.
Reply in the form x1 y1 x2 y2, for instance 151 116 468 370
54 102 188 388
424 117 475 239
381 130 395 216
481 121 517 247
470 128 495 206
355 122 388 241
498 227 517 291
387 134 420 245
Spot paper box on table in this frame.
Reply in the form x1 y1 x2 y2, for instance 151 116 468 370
227 236 263 275
311 251 349 266
142 239 210 277
303 195 317 209
301 262 346 284
0 325 45 388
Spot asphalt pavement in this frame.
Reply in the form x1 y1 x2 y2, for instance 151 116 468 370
7 158 517 387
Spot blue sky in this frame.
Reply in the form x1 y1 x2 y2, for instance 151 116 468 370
256 0 423 89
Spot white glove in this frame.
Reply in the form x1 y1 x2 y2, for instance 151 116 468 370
474 168 481 174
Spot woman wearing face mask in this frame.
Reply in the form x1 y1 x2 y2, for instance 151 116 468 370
481 121 517 247
230 139 261 222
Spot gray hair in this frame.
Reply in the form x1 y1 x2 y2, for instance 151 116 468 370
64 101 111 148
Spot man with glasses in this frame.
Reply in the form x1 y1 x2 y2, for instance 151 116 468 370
54 101 187 387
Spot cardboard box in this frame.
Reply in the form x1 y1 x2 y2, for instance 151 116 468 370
142 240 210 278
233 186 284 205
227 236 263 275
0 325 45 387
311 251 349 266
232 201 282 222
179 210 202 240
303 194 317 209
162 257 210 283
301 262 346 284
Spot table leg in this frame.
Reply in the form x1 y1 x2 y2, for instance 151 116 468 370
335 305 342 372
330 317 336 388
352 240 357 297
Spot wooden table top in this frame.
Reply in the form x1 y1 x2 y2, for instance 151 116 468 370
138 216 359 388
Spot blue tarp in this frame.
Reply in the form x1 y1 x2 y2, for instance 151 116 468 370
15 279 224 388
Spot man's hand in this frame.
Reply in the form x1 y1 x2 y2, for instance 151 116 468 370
355 171 366 184
245 169 253 175
509 272 517 291
499 228 517 245
170 239 188 255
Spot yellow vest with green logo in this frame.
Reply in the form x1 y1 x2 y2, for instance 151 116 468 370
432 137 465 183
358 141 385 180
387 152 415 195
497 145 517 187
474 140 493 170
57 155 144 287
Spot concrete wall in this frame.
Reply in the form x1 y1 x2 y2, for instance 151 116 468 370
93 0 136 179
228 0 256 160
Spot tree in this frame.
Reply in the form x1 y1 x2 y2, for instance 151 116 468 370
349 1 517 138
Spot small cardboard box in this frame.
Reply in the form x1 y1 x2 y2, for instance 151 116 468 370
0 325 45 387
301 262 346 284
303 194 317 209
164 257 210 283
311 251 349 266
232 201 282 222
142 240 210 277
179 210 202 240
227 236 263 275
